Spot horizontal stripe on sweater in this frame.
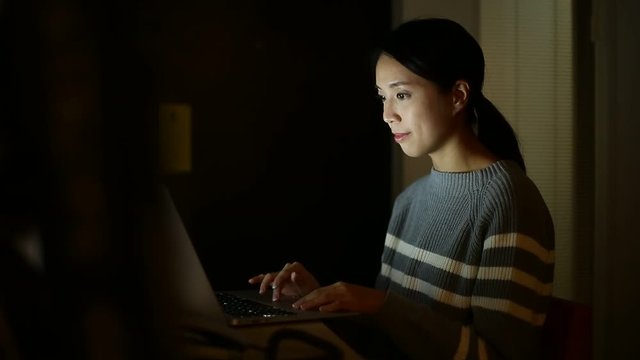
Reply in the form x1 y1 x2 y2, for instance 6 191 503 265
380 263 547 326
382 234 554 295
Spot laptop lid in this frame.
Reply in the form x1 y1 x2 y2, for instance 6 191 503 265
152 186 356 327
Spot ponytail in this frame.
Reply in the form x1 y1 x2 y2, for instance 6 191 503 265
473 94 526 173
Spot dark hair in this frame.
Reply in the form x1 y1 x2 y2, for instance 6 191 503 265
373 18 526 172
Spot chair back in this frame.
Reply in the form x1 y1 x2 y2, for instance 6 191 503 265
541 296 592 360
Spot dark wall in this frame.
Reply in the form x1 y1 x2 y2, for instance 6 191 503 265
1 0 169 357
1 0 390 357
139 1 393 289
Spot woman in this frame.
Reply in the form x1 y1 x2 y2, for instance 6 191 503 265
249 18 554 360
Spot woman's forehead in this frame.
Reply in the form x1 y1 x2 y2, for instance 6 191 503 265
375 56 429 89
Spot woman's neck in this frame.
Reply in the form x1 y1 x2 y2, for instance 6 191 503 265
429 127 497 172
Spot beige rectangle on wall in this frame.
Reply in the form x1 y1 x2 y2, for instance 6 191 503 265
159 103 192 173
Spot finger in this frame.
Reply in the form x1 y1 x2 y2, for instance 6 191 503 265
290 271 303 296
259 273 276 295
293 288 332 311
272 271 293 301
272 263 293 289
272 263 294 300
318 300 343 313
248 274 265 284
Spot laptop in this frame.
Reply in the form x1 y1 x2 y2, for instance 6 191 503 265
152 186 357 327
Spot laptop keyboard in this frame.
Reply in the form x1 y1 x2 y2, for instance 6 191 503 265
216 292 296 318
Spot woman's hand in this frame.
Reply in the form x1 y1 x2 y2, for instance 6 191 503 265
292 282 386 314
248 261 320 301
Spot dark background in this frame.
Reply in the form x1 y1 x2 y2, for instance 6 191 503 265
144 0 393 289
1 0 392 357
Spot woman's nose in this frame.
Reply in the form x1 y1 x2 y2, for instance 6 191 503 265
383 103 399 124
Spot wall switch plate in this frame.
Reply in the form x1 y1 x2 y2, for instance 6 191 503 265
159 103 192 173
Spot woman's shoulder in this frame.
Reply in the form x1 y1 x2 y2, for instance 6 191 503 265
482 160 552 217
396 171 433 197
389 174 433 212
485 161 544 199
482 161 555 245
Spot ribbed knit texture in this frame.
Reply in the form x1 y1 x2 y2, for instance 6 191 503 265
372 160 555 360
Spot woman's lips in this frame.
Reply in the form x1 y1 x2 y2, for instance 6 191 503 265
393 132 410 142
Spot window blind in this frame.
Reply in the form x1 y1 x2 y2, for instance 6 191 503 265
479 0 575 300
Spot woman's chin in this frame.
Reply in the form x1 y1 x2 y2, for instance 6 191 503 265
399 145 426 158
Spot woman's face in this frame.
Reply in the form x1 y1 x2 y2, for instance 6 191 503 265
375 54 457 158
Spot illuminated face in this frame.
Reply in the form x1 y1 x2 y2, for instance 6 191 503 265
375 54 457 158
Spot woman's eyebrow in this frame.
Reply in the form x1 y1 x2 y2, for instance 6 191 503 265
375 81 411 90
389 81 411 88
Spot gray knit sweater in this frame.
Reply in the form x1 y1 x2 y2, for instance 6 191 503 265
372 160 555 360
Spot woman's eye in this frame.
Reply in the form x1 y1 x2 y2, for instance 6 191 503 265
396 92 410 100
377 94 386 103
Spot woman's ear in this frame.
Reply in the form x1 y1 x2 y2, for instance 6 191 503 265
451 80 470 116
